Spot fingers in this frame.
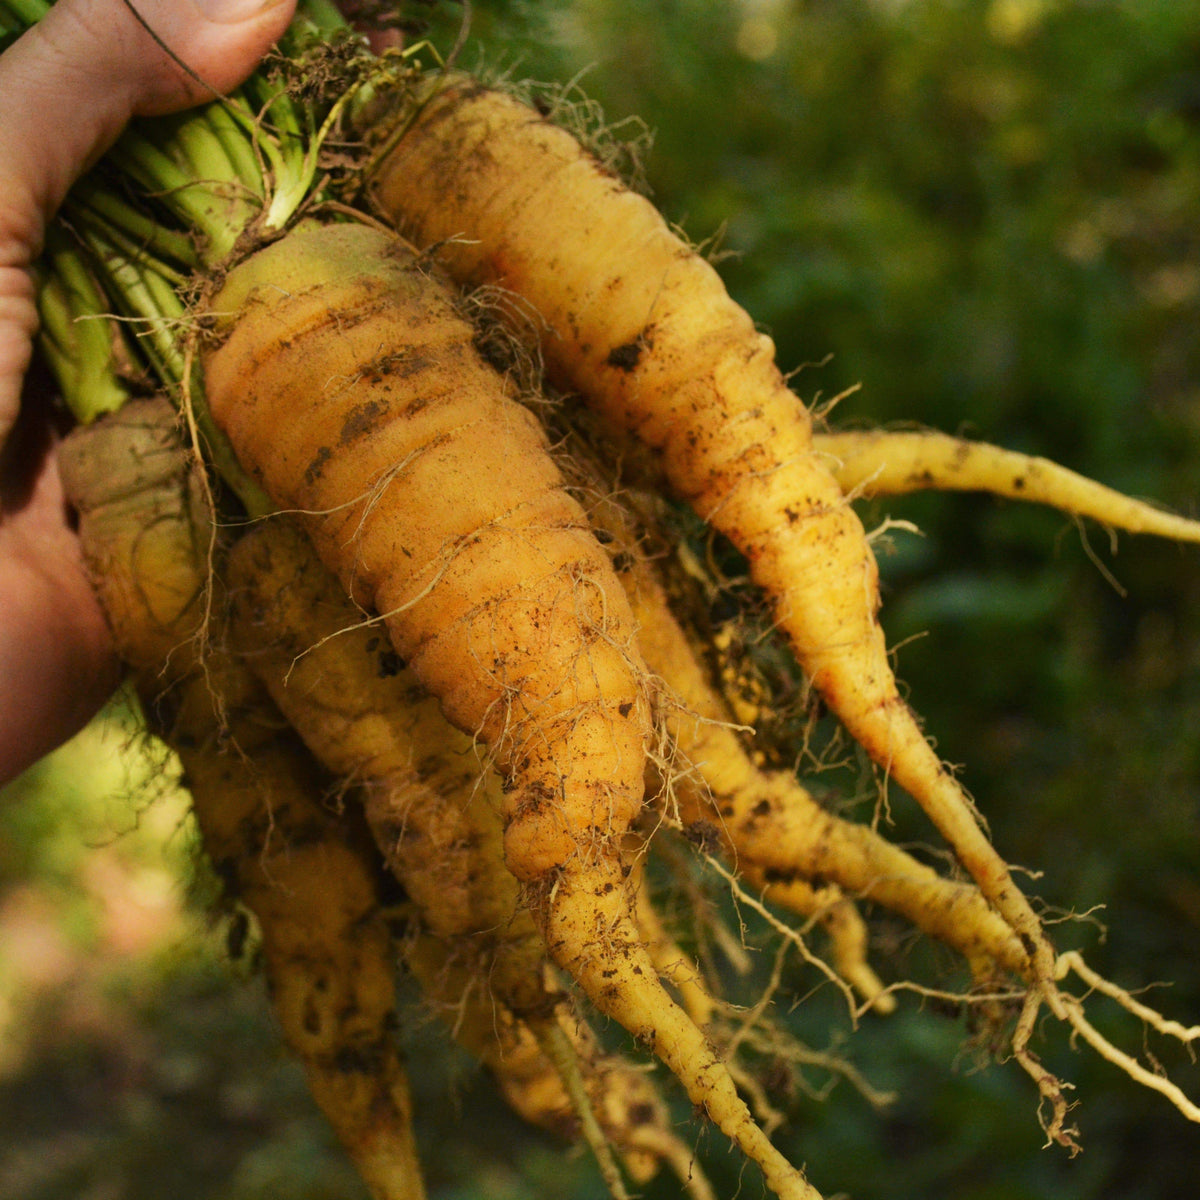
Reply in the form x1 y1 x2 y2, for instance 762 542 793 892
0 0 297 449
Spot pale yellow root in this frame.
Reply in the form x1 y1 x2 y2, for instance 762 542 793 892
770 878 897 1016
369 77 1200 1137
204 224 651 881
541 857 822 1200
817 429 1200 542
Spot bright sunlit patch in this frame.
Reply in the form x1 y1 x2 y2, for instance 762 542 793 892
0 688 195 1079
736 16 778 61
735 0 783 61
986 0 1054 45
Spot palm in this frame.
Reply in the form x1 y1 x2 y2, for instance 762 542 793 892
0 388 116 781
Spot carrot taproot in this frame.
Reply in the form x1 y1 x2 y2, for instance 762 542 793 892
225 518 521 935
170 661 427 1200
203 222 648 880
816 428 1200 540
363 77 1059 999
55 402 426 1200
201 222 819 1200
227 519 620 1187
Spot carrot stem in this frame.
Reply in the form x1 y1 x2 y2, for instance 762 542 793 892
36 230 130 423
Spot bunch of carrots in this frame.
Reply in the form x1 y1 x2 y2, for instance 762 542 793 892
12 1 1200 1196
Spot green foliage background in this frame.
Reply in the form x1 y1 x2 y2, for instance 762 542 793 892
3 1 1199 1198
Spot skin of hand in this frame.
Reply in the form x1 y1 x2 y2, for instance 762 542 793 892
0 0 297 787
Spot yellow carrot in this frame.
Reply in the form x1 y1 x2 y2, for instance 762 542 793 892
225 518 523 944
57 397 209 680
202 222 818 1200
172 661 426 1200
58 403 425 1200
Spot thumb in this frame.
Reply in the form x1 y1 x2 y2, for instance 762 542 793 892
0 0 297 450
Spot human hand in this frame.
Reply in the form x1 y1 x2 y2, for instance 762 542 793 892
0 0 297 786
